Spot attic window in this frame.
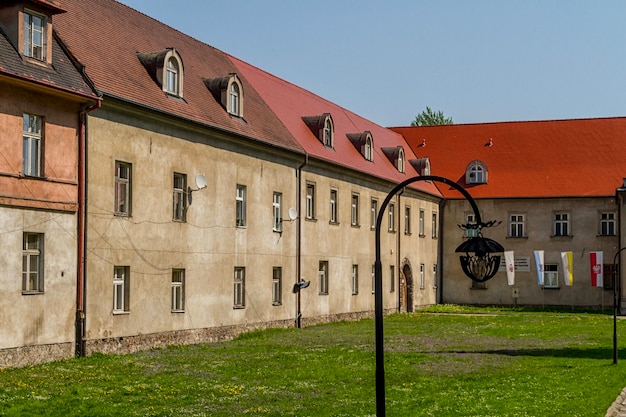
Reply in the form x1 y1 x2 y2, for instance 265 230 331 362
381 146 406 173
409 157 431 176
347 131 374 161
137 48 184 98
302 114 334 148
466 160 488 184
23 9 47 61
203 73 245 118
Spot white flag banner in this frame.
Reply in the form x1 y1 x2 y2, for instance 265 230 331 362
534 250 544 286
561 251 573 286
504 251 515 286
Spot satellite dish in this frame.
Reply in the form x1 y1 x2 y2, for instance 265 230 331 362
195 174 207 190
288 207 297 220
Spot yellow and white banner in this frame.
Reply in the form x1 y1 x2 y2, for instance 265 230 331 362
561 251 573 286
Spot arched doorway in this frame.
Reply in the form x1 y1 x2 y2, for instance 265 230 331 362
401 259 414 313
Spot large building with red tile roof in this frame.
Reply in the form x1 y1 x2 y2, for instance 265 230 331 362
392 119 626 309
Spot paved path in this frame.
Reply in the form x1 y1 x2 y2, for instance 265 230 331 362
606 388 626 417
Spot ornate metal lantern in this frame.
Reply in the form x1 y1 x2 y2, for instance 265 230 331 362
455 233 504 282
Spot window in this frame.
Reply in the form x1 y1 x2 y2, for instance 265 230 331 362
113 266 130 313
419 264 425 289
272 267 282 305
371 264 376 294
554 212 569 236
432 212 438 238
601 212 616 236
22 233 44 293
236 184 246 227
509 214 525 237
352 264 359 295
306 183 315 220
171 269 185 312
604 264 617 290
165 57 179 95
347 131 374 161
397 148 405 173
419 209 425 237
115 161 132 216
433 264 438 284
173 173 187 222
351 193 360 226
465 213 478 238
389 265 395 293
404 206 411 235
23 10 46 61
227 83 239 115
23 114 43 177
272 192 283 232
323 118 333 147
319 261 329 295
364 135 373 161
329 189 338 224
370 198 378 229
388 203 395 232
544 264 558 288
234 267 245 308
466 161 488 184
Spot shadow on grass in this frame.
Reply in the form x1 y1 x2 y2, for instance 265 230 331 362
444 346 624 361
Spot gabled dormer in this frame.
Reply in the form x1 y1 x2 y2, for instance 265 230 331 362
302 113 334 148
137 48 185 98
466 160 488 184
347 131 374 161
0 1 65 65
381 146 406 173
409 157 431 176
203 73 245 117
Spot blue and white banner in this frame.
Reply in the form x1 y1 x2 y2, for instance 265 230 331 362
534 250 544 286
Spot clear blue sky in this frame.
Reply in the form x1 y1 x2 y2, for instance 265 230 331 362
118 0 626 126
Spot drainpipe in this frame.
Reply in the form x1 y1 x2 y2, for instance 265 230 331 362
76 99 101 358
396 188 404 312
295 154 308 328
437 197 447 305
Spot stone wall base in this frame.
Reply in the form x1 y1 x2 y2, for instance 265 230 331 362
0 342 74 369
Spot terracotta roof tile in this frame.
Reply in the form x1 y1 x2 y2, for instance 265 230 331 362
392 118 626 199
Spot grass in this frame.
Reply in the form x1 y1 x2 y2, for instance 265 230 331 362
1 306 625 416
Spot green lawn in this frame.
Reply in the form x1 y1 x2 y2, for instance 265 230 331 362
1 306 625 416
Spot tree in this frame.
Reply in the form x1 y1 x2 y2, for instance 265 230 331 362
411 106 453 126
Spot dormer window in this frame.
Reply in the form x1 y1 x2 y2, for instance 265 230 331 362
409 157 431 176
347 131 374 161
466 160 488 184
204 73 245 118
381 146 406 173
137 48 184 98
24 10 46 61
302 114 334 148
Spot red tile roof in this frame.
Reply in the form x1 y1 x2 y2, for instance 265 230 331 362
53 0 302 153
391 118 626 199
230 56 441 196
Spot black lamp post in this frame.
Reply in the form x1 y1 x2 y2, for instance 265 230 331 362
613 248 624 365
374 175 503 416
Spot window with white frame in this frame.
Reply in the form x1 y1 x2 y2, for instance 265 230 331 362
397 148 405 173
165 57 179 95
114 161 132 216
319 261 329 295
22 232 44 293
351 193 360 226
23 10 46 61
323 118 333 148
234 267 245 308
113 266 130 313
364 135 373 161
419 209 425 237
236 184 246 227
600 212 616 236
272 267 282 305
544 264 558 288
420 263 425 289
273 192 282 232
371 264 375 294
389 265 395 293
433 264 438 284
171 269 185 312
370 198 378 229
306 182 315 220
554 212 569 236
23 113 43 177
388 203 395 232
229 82 240 115
329 189 338 224
404 206 411 235
509 213 525 237
352 264 359 295
466 161 488 184
465 213 478 238
432 212 438 238
173 173 187 222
